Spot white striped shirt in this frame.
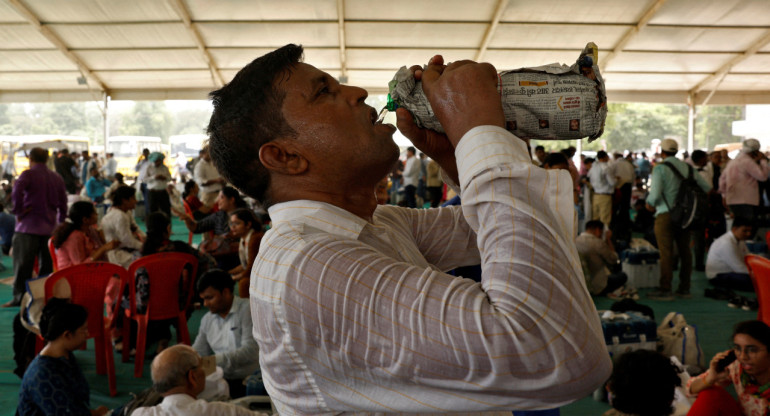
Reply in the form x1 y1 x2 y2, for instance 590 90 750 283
250 126 611 415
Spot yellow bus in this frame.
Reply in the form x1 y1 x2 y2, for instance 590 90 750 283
106 136 162 179
1 135 90 174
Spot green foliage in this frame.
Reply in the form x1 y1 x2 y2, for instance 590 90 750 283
601 102 688 152
0 99 746 154
115 102 172 142
695 105 745 150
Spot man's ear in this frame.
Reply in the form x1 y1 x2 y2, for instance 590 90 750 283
259 140 308 175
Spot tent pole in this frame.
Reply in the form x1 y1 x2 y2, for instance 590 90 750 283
103 93 110 149
687 92 695 153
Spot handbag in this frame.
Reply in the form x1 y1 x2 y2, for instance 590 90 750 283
657 312 706 374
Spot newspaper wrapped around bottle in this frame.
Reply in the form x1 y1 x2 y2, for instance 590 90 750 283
387 42 607 142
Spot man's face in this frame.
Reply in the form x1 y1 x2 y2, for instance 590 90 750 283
277 63 399 184
710 153 721 165
125 195 137 211
535 149 545 160
200 286 232 316
733 226 752 241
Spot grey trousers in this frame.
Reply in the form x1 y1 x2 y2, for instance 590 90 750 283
11 233 52 302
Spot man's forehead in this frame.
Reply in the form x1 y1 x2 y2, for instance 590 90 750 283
278 62 328 91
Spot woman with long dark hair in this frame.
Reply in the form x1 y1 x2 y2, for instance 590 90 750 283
52 201 118 269
180 180 212 220
227 208 263 298
18 299 109 415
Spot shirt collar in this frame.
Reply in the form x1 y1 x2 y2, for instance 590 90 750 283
268 200 368 240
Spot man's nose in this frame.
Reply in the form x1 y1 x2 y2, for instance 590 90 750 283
341 84 368 104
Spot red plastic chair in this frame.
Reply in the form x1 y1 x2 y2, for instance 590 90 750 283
182 200 194 245
42 262 128 396
48 237 58 272
120 252 198 377
746 255 770 324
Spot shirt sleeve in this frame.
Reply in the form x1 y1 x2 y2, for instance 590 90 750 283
194 212 218 233
216 303 260 376
647 165 664 207
192 314 215 357
11 172 27 217
64 232 92 265
596 241 619 266
383 205 480 272
693 166 713 193
115 213 143 250
269 126 611 412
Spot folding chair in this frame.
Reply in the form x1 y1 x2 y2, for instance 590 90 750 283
48 237 58 272
42 262 128 396
120 252 198 377
745 254 770 324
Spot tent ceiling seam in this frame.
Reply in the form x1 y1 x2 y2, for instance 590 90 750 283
475 0 509 62
6 0 108 96
167 0 224 88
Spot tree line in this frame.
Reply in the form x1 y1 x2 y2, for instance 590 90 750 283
0 100 745 153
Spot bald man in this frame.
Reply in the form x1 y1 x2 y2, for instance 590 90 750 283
132 345 263 416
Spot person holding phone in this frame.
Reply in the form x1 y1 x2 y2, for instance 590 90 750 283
688 320 770 415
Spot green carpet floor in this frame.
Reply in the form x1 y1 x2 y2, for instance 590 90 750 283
0 218 757 415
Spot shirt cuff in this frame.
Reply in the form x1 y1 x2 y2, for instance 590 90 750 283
454 125 530 191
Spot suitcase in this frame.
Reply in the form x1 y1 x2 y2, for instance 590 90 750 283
621 248 660 264
599 310 657 362
622 261 660 289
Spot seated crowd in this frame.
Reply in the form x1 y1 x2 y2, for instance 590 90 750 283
3 58 770 415
3 145 269 414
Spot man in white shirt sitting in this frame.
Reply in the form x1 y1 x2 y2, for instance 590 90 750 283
192 270 260 398
132 344 261 416
706 216 754 292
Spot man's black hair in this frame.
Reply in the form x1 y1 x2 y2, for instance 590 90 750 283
112 185 136 207
543 152 567 168
196 269 235 294
732 216 752 229
535 145 545 152
609 350 681 416
691 149 708 164
208 44 303 208
29 147 49 164
596 150 608 160
406 146 416 155
584 220 604 231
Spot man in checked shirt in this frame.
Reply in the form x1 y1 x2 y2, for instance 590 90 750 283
207 44 611 414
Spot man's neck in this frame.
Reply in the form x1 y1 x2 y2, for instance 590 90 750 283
271 182 379 222
162 387 197 399
218 299 234 319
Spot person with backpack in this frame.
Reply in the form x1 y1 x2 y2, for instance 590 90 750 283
720 138 770 226
645 138 711 301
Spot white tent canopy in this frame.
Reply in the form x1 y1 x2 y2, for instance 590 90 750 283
1 0 770 105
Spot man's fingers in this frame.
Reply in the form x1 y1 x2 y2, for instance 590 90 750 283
395 108 425 143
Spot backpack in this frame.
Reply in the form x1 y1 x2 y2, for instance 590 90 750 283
660 161 708 230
